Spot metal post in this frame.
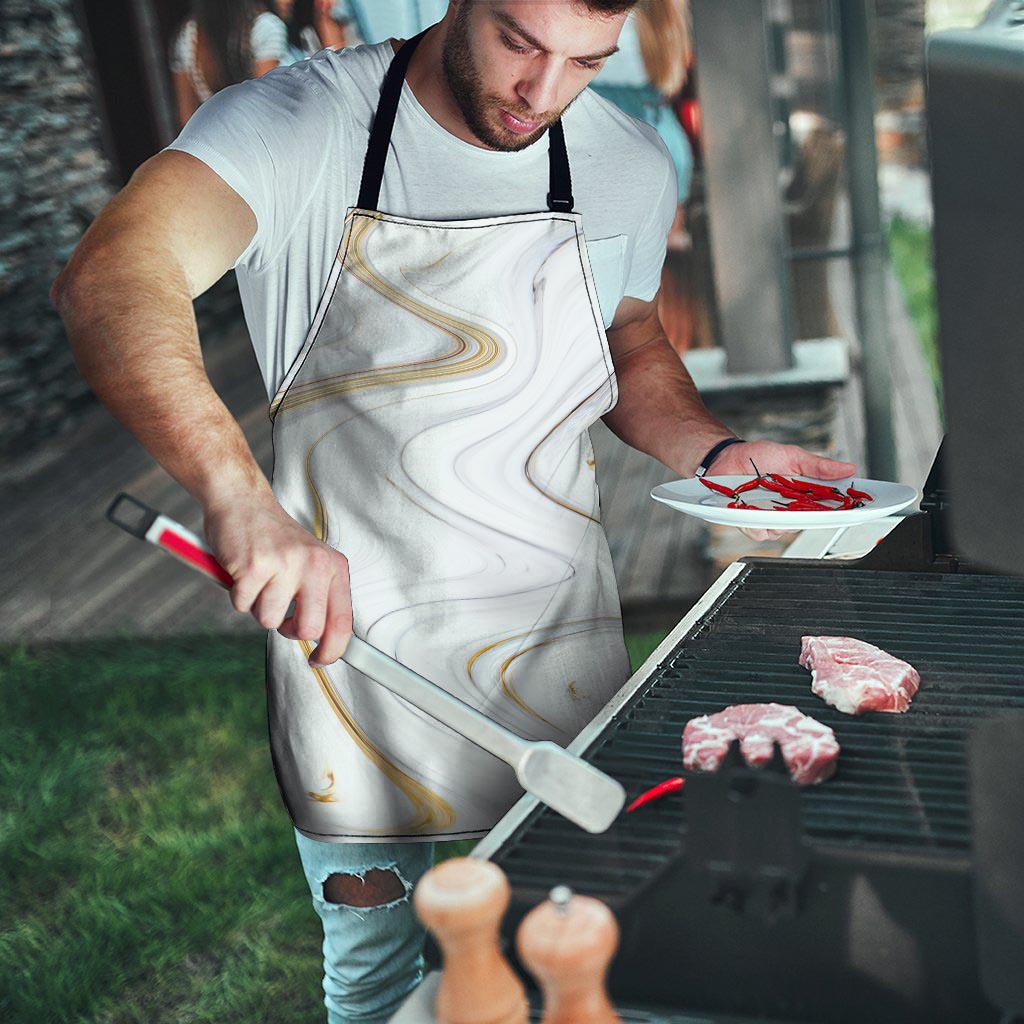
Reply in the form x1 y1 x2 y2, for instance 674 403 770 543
690 0 795 374
837 1 899 480
131 0 179 149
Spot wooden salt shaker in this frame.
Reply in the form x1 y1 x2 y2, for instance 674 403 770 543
413 857 528 1024
517 885 621 1024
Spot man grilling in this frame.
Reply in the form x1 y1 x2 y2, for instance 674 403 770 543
51 1 855 1019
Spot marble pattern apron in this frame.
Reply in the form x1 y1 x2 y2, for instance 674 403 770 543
267 31 631 842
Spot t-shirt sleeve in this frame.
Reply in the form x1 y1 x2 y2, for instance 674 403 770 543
251 12 289 62
164 67 340 273
623 129 678 302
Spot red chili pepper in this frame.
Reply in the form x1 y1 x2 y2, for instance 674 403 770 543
768 473 816 494
734 478 762 494
847 486 873 501
761 479 824 502
699 477 737 498
758 478 802 497
775 498 835 511
772 473 844 498
626 776 685 813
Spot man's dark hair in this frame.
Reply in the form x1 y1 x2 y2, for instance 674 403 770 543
580 0 640 12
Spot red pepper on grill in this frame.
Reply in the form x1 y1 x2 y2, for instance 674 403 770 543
626 776 685 813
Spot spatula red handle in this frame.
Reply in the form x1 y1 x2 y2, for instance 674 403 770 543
106 493 233 588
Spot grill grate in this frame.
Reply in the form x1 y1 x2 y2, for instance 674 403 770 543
493 564 1024 901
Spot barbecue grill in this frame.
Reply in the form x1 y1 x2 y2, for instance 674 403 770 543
473 450 1024 1022
392 9 1024 1022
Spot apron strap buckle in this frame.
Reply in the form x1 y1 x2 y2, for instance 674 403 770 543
546 191 575 214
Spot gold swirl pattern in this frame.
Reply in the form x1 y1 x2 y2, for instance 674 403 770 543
300 639 457 834
305 444 329 544
272 214 503 417
307 771 337 803
466 616 623 735
524 391 607 524
298 460 456 835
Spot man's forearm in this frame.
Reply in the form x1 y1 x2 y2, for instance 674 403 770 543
52 254 272 513
602 332 734 477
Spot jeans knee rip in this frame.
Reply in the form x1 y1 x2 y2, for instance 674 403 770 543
315 864 413 920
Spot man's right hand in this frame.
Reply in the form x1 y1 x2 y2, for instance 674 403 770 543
48 151 354 662
204 494 353 666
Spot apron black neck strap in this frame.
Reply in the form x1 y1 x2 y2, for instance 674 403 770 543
546 120 573 213
357 30 574 215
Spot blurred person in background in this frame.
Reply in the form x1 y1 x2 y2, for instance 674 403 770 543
592 0 693 244
171 0 290 127
335 0 449 44
276 0 350 63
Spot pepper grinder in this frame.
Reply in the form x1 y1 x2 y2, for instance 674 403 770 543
413 857 528 1024
516 885 621 1024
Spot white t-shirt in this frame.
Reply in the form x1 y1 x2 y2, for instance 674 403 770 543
167 40 677 400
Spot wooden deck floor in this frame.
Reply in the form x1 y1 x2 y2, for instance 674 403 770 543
2 249 939 644
1 328 273 643
0 319 701 643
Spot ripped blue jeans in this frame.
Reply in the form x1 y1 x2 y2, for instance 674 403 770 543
293 828 436 1024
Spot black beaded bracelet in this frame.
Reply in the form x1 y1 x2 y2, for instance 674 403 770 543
694 437 745 478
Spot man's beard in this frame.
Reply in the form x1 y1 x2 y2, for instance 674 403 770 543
441 5 560 151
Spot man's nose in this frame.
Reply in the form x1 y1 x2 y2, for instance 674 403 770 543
517 62 562 117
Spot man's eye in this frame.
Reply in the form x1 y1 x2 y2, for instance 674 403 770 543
501 34 531 54
576 59 601 71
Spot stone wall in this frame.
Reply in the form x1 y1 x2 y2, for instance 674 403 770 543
0 0 115 459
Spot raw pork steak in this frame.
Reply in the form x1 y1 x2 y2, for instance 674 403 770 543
682 703 840 786
799 636 920 716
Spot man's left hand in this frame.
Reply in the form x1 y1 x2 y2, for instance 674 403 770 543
706 440 857 542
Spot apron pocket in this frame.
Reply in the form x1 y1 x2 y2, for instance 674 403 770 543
586 235 628 329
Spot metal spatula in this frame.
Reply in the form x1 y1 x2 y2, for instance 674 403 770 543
106 493 626 834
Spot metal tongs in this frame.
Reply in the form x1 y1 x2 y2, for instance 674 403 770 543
106 493 626 834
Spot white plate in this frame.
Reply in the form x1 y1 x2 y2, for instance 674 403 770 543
650 476 920 530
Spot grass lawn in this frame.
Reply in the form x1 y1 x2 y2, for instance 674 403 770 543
887 215 942 408
0 630 668 1023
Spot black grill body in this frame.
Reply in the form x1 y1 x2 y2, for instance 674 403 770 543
486 553 1024 1023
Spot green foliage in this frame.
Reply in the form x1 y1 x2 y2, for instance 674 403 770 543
1 629 669 1021
625 631 671 675
887 216 942 410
